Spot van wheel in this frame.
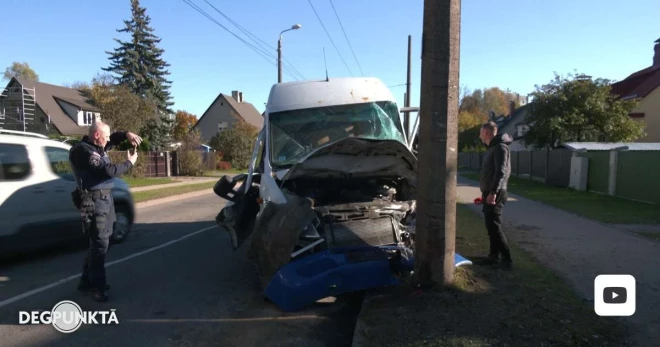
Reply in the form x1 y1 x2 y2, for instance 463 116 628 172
111 205 132 244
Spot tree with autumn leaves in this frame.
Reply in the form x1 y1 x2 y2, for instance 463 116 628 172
172 110 198 141
458 87 520 151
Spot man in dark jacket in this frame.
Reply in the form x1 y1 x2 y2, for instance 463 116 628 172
69 121 140 301
478 121 513 268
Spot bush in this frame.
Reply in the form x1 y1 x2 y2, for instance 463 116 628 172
209 121 258 170
108 150 148 178
216 161 232 171
176 130 204 176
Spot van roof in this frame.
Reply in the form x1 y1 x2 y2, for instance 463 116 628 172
265 77 396 114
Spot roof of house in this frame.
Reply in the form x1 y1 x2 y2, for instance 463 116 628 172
194 93 263 130
499 104 531 132
560 142 660 151
610 65 660 99
4 77 98 135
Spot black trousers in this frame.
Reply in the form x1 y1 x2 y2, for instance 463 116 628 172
482 190 511 262
80 193 115 290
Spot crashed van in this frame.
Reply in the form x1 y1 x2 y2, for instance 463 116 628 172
213 77 471 312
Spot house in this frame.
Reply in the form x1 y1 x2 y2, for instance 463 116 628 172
0 77 100 136
610 38 660 142
496 101 532 151
193 90 264 143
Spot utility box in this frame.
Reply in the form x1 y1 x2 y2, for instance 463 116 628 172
569 156 589 191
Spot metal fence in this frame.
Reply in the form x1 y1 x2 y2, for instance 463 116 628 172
458 148 573 188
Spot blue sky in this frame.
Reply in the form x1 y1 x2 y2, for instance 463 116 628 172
1 0 659 119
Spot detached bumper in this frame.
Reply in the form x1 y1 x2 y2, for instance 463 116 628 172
263 245 472 312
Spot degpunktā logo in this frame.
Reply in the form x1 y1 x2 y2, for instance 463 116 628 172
18 300 119 333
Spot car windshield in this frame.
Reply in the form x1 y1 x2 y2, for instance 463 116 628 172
268 101 406 168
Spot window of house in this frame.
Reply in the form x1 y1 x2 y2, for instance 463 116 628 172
0 143 32 181
44 146 74 181
218 121 228 131
83 112 94 125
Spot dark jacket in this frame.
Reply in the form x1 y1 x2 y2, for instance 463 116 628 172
69 132 133 190
480 132 513 194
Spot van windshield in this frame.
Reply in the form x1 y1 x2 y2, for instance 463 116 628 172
268 101 406 168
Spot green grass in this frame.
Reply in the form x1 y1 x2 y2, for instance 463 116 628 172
461 172 660 224
203 169 246 177
635 231 660 241
123 177 179 187
355 204 631 347
132 181 217 203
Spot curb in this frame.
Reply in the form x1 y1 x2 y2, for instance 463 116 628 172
134 188 216 209
130 178 219 193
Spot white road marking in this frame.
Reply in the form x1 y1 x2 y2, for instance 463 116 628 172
0 225 217 309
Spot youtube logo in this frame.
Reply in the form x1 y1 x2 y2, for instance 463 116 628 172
594 275 636 316
603 287 627 304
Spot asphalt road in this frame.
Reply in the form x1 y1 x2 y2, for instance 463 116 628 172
0 192 360 347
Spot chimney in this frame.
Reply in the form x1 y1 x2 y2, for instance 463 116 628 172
509 100 515 116
654 38 660 67
231 90 243 103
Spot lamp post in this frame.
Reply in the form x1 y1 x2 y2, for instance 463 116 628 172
278 24 302 83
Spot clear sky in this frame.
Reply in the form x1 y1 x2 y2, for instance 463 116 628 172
1 0 659 119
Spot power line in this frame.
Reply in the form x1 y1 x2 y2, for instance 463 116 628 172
328 0 363 76
181 0 300 81
202 0 306 81
307 0 353 76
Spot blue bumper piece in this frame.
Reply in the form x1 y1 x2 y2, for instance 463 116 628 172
263 245 472 312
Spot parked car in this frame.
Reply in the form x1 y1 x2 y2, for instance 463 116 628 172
0 129 136 258
213 77 471 312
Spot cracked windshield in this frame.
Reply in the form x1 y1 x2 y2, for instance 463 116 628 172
1 0 659 346
269 101 406 167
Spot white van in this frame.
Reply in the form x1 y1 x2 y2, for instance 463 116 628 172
213 77 470 311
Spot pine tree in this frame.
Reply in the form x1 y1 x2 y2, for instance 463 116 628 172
103 0 174 149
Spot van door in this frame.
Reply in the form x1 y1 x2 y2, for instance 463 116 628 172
216 130 264 250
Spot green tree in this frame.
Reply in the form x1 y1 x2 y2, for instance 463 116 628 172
77 74 156 136
209 122 259 169
3 62 39 82
102 0 174 150
523 72 645 148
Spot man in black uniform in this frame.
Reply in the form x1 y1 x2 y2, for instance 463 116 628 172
478 121 513 269
69 121 141 302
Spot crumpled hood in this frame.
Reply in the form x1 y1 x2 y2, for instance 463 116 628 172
280 138 418 186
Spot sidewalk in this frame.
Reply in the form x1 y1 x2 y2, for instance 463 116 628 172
454 175 660 346
130 177 219 192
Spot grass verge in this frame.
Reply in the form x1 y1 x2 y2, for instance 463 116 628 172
355 204 630 347
123 177 179 187
635 231 660 242
132 181 217 203
461 171 660 224
204 169 246 177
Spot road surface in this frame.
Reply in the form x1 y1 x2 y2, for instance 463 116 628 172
0 193 359 347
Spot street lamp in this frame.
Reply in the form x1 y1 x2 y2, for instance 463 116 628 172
278 24 302 83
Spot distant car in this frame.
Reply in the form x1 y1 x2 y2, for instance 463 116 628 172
0 129 136 258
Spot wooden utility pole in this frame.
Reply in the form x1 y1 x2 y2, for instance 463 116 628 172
414 0 461 288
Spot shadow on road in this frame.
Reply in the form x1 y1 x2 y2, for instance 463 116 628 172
0 220 365 347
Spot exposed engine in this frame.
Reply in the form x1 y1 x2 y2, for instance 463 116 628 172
280 177 416 258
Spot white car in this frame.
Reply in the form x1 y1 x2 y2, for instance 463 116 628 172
0 130 136 258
